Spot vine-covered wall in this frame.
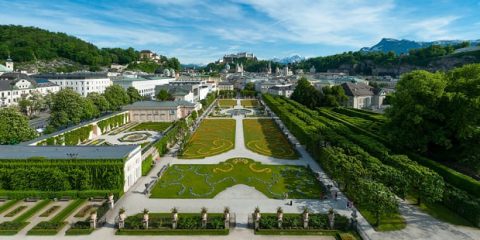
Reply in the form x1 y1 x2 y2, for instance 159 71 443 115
0 158 125 192
97 113 129 134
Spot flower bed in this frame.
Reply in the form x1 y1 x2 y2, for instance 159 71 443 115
118 132 152 143
40 205 61 217
5 205 27 217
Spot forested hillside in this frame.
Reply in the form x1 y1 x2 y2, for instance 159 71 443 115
0 25 139 67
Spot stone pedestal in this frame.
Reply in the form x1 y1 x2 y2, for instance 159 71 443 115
109 195 114 209
90 213 97 229
143 214 149 229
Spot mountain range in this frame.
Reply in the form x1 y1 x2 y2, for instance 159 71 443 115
271 55 305 64
360 38 480 54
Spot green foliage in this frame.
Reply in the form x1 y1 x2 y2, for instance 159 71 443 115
104 84 130 110
127 86 143 103
87 92 110 112
49 88 89 129
0 200 20 214
97 113 128 133
0 158 124 192
156 89 173 101
291 78 347 108
13 199 50 223
51 199 85 222
442 184 480 227
0 25 139 67
0 107 37 144
142 155 154 176
131 122 171 132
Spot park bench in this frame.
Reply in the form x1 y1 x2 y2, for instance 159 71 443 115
59 196 71 201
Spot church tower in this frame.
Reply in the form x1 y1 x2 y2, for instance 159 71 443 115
267 62 272 74
5 56 13 71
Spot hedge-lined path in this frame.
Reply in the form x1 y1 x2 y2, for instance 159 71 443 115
16 200 72 235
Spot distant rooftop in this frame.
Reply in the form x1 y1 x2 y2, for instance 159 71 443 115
0 145 138 160
123 100 196 110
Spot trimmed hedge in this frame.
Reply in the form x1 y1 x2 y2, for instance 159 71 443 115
442 184 480 227
14 199 50 222
255 229 338 236
0 190 122 200
97 113 128 134
28 199 85 235
141 155 154 176
116 229 229 235
0 199 19 214
0 222 29 235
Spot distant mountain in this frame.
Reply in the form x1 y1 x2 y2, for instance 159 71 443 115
360 38 480 54
271 55 305 64
181 63 205 69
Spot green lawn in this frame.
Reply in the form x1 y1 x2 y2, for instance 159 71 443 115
130 122 172 132
243 119 299 159
241 99 259 108
179 119 235 159
359 208 406 231
150 158 323 199
218 99 237 108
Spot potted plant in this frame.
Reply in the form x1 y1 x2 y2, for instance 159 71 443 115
118 208 126 220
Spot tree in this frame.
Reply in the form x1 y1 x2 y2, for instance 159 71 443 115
49 89 86 129
104 84 130 110
82 98 100 120
18 97 33 117
384 70 447 152
126 86 142 103
156 89 173 101
356 179 398 226
291 77 322 108
0 107 37 144
87 92 109 112
321 85 348 107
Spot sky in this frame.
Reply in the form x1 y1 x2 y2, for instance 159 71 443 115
0 0 479 64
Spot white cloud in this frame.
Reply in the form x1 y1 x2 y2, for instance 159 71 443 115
408 16 459 40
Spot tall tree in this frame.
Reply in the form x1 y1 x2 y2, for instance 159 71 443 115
156 89 173 101
104 84 130 110
126 86 142 103
49 88 86 128
87 92 110 112
0 107 37 144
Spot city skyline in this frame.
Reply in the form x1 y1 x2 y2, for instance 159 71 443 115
1 0 480 64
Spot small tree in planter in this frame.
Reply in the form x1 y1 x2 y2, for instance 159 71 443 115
171 207 178 229
302 207 310 229
277 207 284 229
201 207 208 228
143 208 149 229
118 208 126 229
328 208 335 229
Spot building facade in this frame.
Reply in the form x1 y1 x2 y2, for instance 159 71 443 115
35 72 112 97
0 73 60 107
123 101 201 122
113 76 173 98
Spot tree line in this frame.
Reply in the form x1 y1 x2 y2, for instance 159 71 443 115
290 77 348 108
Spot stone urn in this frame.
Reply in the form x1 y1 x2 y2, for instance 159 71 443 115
277 207 283 229
118 208 126 229
328 208 335 229
143 209 149 229
90 210 97 229
108 193 114 209
224 207 230 229
201 207 208 228
253 207 261 230
302 208 309 229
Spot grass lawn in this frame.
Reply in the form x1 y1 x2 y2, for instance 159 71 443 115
241 99 259 108
179 119 235 159
218 99 237 108
150 158 323 199
243 119 299 159
130 122 172 132
405 195 474 227
359 208 406 232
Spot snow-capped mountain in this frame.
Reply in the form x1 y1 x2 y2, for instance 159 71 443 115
360 38 480 54
271 55 305 64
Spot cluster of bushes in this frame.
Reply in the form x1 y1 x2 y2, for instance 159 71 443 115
0 190 121 200
0 158 124 193
97 113 128 133
259 213 348 231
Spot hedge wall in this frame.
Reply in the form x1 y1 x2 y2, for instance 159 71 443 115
97 113 128 134
0 158 124 194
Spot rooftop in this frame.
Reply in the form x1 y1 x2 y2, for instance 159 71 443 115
0 145 138 160
33 72 109 80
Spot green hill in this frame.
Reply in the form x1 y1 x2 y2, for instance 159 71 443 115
0 25 139 68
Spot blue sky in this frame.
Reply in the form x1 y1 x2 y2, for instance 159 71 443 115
1 0 479 64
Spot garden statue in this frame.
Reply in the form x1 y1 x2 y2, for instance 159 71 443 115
328 208 335 229
351 208 358 229
172 207 178 229
118 208 126 229
253 207 261 230
201 207 208 228
108 193 114 209
224 207 230 229
143 208 149 229
303 207 309 229
277 207 283 228
90 210 97 229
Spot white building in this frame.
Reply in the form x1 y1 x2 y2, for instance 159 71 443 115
218 81 234 91
0 73 60 107
267 84 294 98
113 76 174 98
0 58 14 76
341 82 393 109
35 72 112 97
